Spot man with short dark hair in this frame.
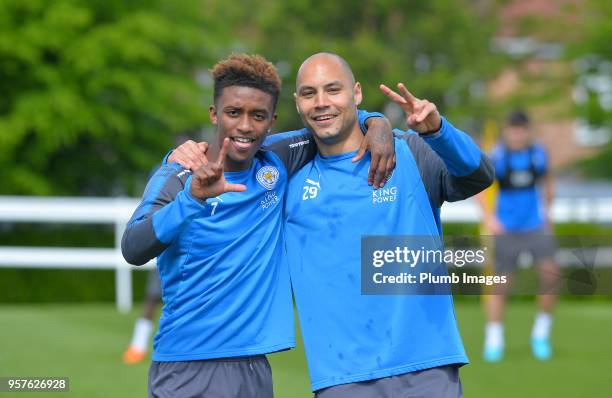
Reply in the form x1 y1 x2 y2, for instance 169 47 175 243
479 109 559 362
122 53 393 398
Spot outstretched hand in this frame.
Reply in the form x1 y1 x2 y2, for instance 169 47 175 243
379 83 441 135
190 138 247 200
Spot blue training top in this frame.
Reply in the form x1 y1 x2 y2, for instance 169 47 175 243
490 143 548 232
284 117 494 391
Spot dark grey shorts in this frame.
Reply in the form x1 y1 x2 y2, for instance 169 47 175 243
314 365 463 398
148 356 272 398
494 228 556 273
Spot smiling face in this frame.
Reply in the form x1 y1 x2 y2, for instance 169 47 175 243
294 54 362 146
209 85 277 171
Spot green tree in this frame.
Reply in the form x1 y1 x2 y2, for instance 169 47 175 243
0 0 507 196
246 0 503 133
0 0 228 195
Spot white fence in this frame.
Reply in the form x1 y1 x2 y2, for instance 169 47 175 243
0 197 149 313
0 196 611 313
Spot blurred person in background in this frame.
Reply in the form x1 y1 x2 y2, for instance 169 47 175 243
478 109 560 362
123 268 162 364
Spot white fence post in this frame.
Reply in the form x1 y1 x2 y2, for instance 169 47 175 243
115 216 132 313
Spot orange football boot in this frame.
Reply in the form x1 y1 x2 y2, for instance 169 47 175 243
123 346 147 364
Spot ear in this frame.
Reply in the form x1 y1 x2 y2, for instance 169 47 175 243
293 92 300 114
209 105 218 125
353 82 362 106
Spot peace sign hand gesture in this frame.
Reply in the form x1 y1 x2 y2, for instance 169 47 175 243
190 138 247 200
379 83 442 135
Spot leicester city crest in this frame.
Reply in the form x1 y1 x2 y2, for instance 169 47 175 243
256 166 279 190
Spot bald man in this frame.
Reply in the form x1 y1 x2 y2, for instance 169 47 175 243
284 53 494 397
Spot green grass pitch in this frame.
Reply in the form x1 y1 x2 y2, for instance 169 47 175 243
1 300 610 397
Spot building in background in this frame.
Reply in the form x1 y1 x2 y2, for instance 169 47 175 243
489 0 610 171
